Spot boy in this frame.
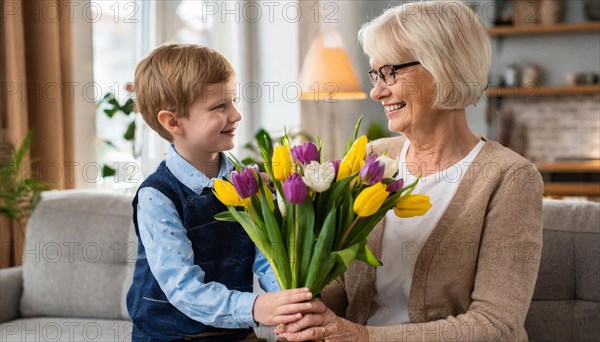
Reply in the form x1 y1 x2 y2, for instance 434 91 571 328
126 44 311 341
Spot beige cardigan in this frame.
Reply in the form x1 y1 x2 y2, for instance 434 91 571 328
321 136 543 341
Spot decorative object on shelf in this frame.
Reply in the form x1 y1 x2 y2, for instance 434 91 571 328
522 64 542 86
564 72 577 86
539 0 565 24
504 64 521 87
514 0 540 26
584 0 600 21
494 0 514 26
576 72 600 85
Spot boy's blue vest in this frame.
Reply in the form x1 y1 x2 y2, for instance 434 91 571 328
127 161 255 341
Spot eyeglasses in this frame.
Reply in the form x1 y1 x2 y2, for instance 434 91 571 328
368 61 421 86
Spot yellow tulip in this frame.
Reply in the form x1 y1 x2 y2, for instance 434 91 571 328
353 182 389 217
393 194 432 218
213 179 250 207
272 142 293 181
337 135 367 181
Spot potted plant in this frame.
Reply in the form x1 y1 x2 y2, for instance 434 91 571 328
0 131 48 241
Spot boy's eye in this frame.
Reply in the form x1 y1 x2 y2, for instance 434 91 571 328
212 103 226 111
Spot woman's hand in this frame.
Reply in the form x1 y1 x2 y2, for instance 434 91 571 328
275 300 368 341
253 288 313 326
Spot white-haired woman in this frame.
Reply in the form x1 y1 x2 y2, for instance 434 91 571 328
278 1 543 341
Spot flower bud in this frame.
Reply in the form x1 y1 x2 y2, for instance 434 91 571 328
231 167 259 198
337 135 367 181
393 194 432 218
213 179 250 207
360 154 385 185
283 173 308 204
353 182 389 217
302 161 335 192
291 142 320 165
377 155 399 179
272 143 293 181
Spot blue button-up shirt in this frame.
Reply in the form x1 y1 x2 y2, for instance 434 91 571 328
136 145 279 328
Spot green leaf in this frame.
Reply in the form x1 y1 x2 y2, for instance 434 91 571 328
214 211 237 222
123 121 136 141
332 243 360 269
304 208 336 292
356 241 382 266
108 98 119 107
104 108 117 118
259 190 290 289
353 115 364 141
313 243 360 294
256 129 273 157
122 98 135 114
102 165 116 177
296 198 315 285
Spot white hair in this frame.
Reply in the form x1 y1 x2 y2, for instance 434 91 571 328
359 1 492 109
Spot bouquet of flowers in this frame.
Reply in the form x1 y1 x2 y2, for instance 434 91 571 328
213 120 431 296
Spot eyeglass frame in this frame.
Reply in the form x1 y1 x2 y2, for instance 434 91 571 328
368 61 421 86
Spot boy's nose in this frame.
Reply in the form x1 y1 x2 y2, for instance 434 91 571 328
230 107 242 123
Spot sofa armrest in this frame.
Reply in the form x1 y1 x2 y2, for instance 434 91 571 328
0 266 23 323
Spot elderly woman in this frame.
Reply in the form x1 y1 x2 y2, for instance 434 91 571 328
278 1 543 341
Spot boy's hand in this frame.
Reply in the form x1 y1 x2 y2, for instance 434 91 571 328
253 288 313 326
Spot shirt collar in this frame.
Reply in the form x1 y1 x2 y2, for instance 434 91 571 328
165 145 234 194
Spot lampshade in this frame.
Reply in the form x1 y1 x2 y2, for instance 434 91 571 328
298 28 367 101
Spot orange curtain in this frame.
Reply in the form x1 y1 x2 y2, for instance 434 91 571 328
1 0 75 268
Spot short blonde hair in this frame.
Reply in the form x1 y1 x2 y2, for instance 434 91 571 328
359 1 491 109
134 44 235 141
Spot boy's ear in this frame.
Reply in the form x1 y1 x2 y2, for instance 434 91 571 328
157 110 182 135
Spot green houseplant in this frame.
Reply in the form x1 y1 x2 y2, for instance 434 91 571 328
0 131 48 238
97 92 139 178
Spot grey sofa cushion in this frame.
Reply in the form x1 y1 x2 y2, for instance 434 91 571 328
0 318 131 341
526 200 600 341
20 190 135 320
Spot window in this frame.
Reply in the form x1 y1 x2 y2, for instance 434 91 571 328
92 0 247 190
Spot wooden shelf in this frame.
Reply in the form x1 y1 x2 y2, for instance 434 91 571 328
544 183 600 196
486 85 600 97
537 160 600 173
488 22 600 36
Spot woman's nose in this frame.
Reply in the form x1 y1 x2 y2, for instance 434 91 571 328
370 81 390 101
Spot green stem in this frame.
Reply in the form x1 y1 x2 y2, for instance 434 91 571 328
291 204 299 288
337 216 360 250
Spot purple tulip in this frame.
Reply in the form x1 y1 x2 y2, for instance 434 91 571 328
291 142 319 165
360 154 385 185
331 160 341 178
231 167 259 198
386 179 404 193
283 173 308 204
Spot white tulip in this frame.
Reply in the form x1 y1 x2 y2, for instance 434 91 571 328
377 155 399 179
302 161 335 193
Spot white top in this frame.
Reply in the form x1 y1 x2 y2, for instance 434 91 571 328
366 138 485 326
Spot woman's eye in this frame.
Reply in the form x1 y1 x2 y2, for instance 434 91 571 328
233 97 239 103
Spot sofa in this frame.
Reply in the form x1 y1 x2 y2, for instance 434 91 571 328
0 190 598 341
525 199 600 341
0 190 135 342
